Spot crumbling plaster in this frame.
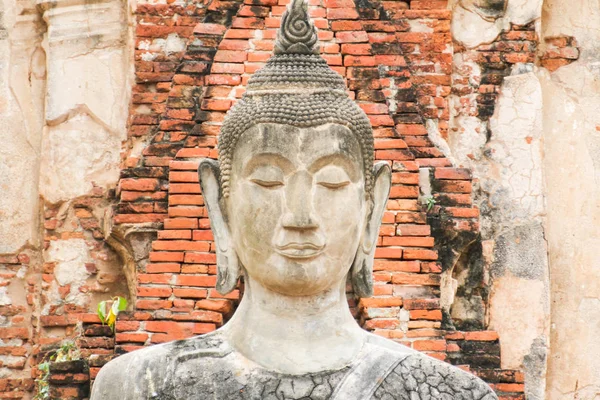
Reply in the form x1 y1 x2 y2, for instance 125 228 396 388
0 0 45 253
451 0 542 49
447 1 550 399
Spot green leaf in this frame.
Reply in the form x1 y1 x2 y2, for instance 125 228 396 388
112 296 127 313
97 301 108 324
107 311 117 330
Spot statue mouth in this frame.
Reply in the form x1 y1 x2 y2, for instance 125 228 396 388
275 242 325 259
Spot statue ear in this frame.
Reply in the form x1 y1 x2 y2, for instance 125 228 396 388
351 162 392 298
198 159 240 295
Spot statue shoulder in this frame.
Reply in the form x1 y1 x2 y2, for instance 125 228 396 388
361 333 498 400
374 352 498 399
90 330 230 400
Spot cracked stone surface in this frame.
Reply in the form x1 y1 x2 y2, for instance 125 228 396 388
91 331 498 400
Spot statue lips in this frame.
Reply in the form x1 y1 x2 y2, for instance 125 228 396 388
275 242 325 260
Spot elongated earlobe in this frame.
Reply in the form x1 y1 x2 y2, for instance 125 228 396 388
198 159 240 295
351 162 392 298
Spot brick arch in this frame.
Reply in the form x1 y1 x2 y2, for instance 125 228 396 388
114 0 525 396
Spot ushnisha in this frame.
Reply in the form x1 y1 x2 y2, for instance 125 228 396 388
91 1 499 398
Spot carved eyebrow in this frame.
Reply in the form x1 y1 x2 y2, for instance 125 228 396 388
307 154 361 182
242 153 294 177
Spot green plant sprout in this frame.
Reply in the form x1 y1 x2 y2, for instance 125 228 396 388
34 341 81 400
424 195 437 212
97 296 128 331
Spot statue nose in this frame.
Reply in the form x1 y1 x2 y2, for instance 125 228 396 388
282 171 319 230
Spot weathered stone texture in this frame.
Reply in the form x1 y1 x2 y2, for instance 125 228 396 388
0 0 598 398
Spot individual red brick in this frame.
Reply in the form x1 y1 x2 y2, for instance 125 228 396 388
252 40 275 51
390 174 419 187
359 297 403 308
195 299 233 313
364 318 399 330
206 74 243 86
403 299 441 311
374 260 420 272
491 383 525 392
390 272 440 286
137 287 173 298
138 274 172 284
120 178 159 191
164 218 198 229
194 23 226 35
169 171 199 183
445 207 479 218
413 339 446 351
374 248 403 259
325 0 354 7
40 315 76 327
382 237 434 247
176 275 217 287
116 333 149 343
410 309 442 320
421 262 442 273
184 253 217 264
434 167 471 180
181 264 210 274
389 185 419 199
153 240 210 252
136 300 173 310
218 39 251 51
192 230 214 241
436 180 472 193
403 249 438 260
336 31 369 43
173 288 209 299
358 103 388 115
172 310 223 324
231 17 265 29
331 20 362 31
194 323 217 334
395 124 428 135
173 299 195 310
376 150 413 161
396 224 431 236
464 331 499 341
157 230 192 240
115 321 140 332
375 55 407 66
149 252 184 262
327 8 359 19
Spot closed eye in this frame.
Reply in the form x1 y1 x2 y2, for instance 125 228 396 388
251 179 284 188
317 181 350 189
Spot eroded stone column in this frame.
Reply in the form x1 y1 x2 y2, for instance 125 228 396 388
0 0 45 253
35 0 132 314
540 0 600 398
38 0 130 203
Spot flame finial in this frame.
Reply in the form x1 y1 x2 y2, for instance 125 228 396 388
274 0 319 55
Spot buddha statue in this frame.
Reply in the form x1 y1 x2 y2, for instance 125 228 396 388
91 1 498 398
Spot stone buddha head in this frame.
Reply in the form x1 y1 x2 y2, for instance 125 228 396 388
91 2 499 396
198 0 391 302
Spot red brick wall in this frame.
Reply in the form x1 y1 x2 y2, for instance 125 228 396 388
0 0 535 398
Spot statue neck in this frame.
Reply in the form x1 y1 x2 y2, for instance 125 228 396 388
224 274 366 375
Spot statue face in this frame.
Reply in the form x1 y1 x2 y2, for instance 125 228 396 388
226 123 367 296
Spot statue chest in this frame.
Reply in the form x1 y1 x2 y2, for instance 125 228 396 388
166 352 351 400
